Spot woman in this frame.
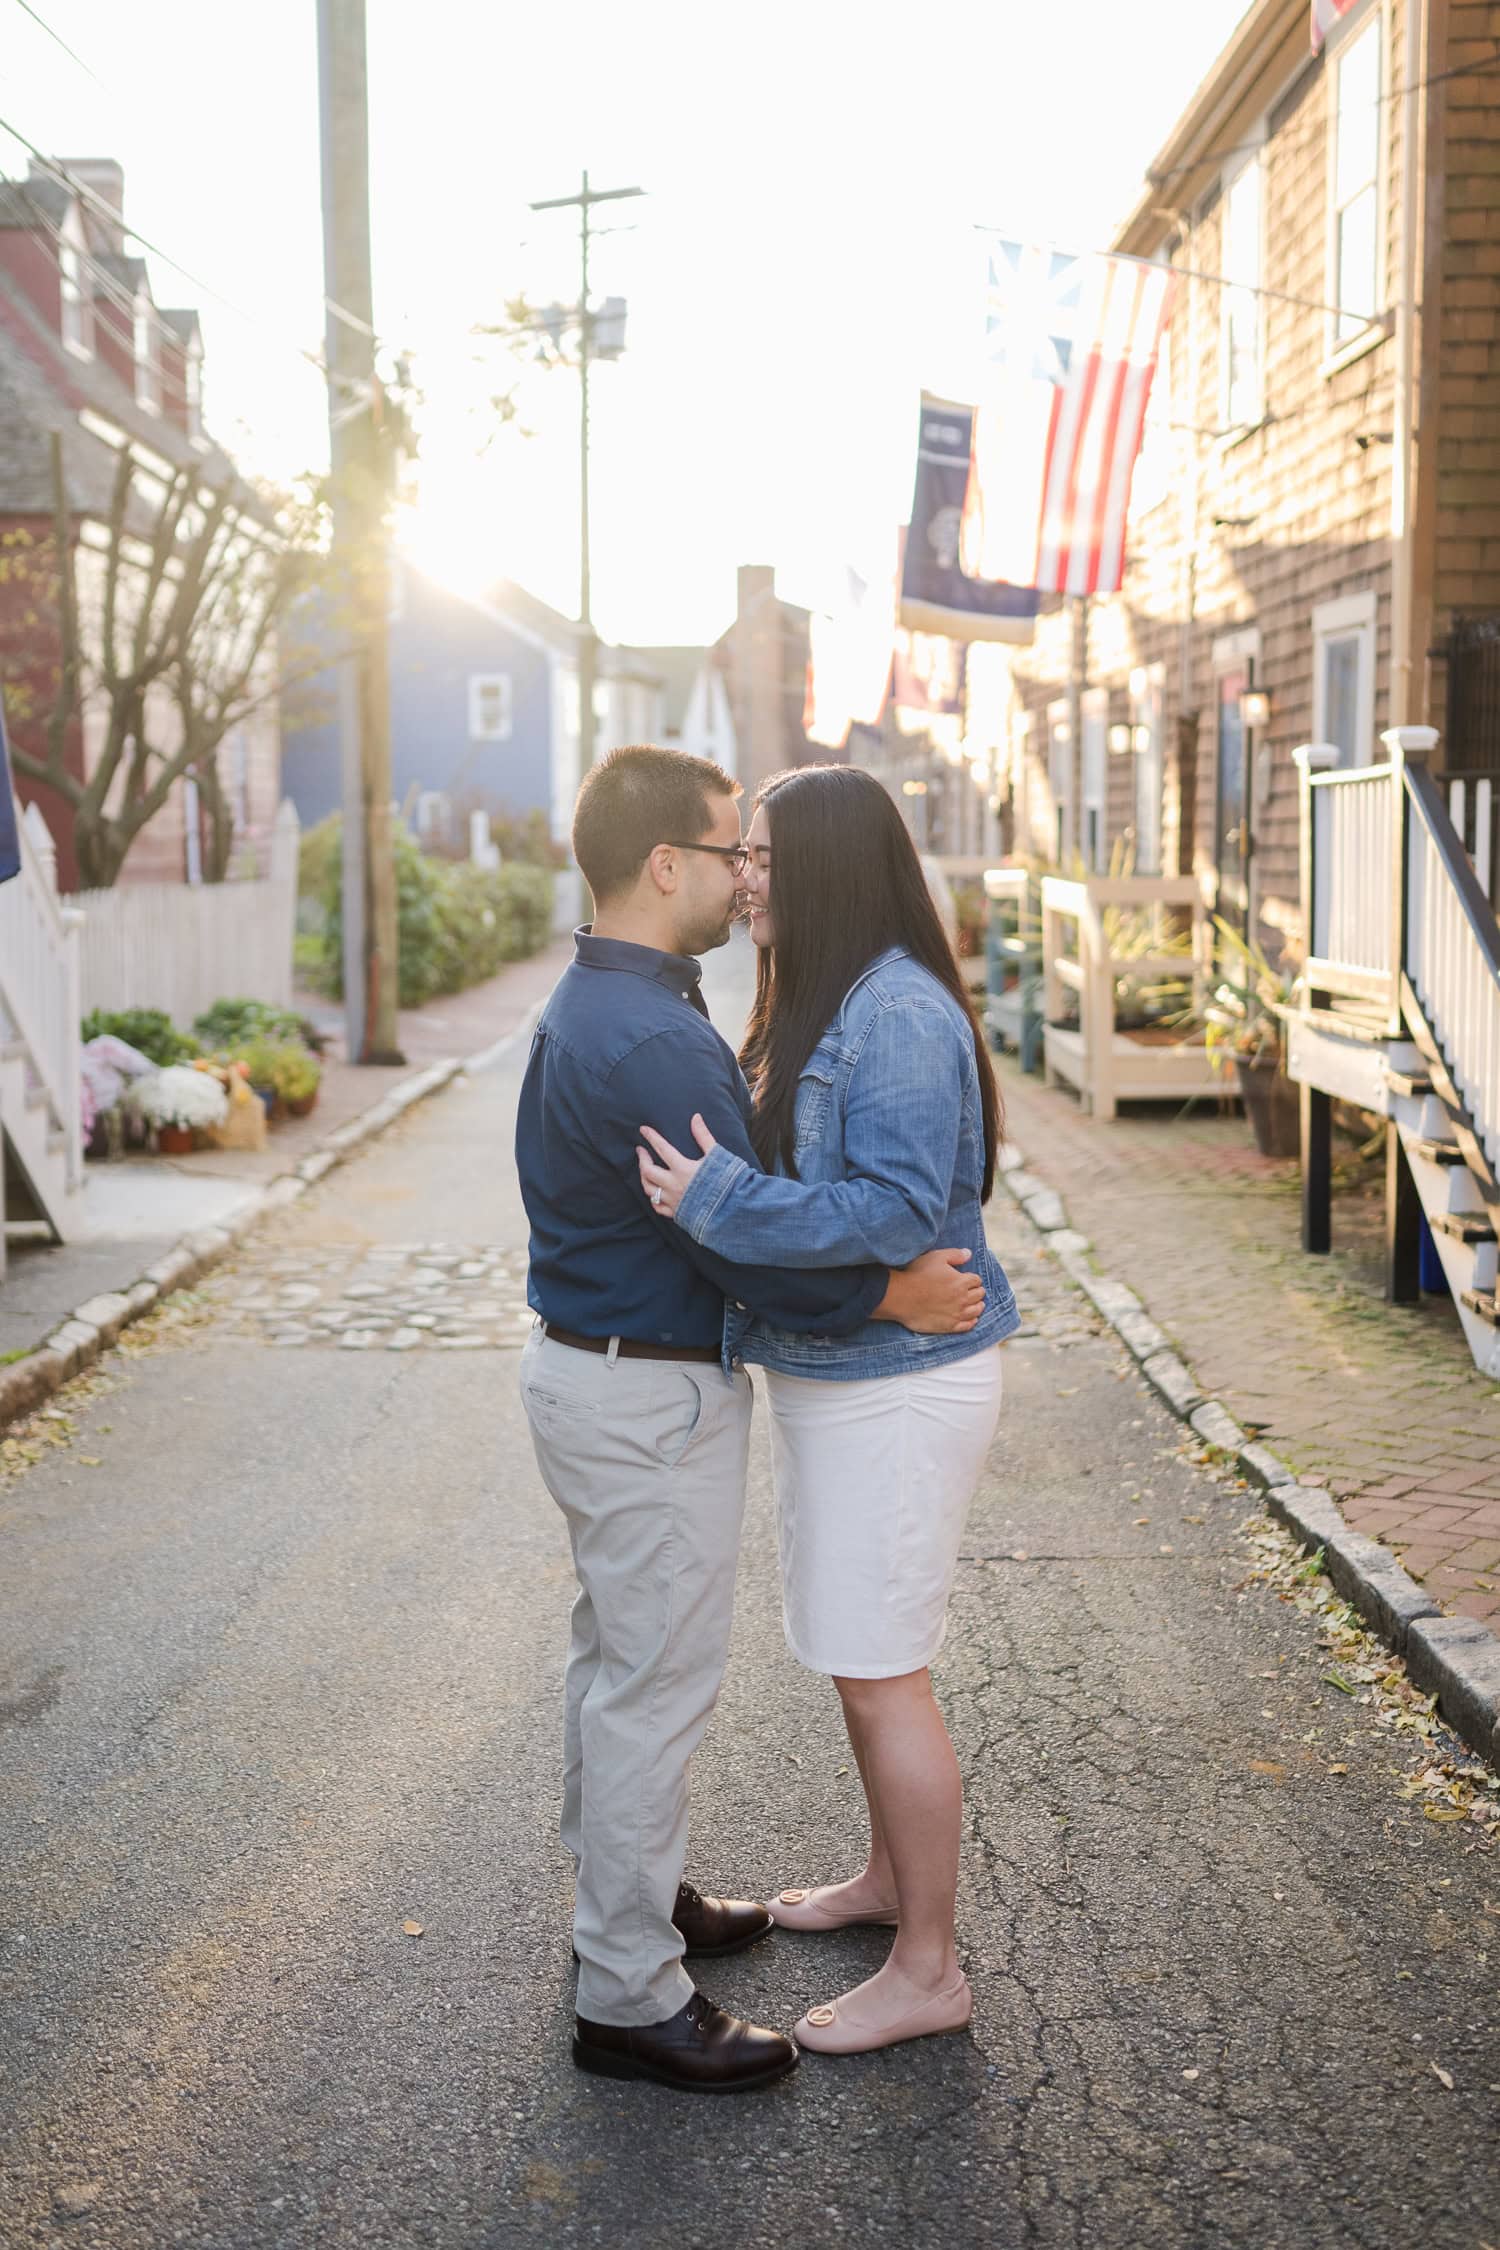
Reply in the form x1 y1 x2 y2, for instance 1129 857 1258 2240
636 764 1019 2056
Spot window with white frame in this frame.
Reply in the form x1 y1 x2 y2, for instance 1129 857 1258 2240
1130 317 1174 521
186 341 204 443
1081 687 1108 872
468 674 514 742
1047 698 1072 864
1312 591 1376 765
59 205 90 357
1129 665 1166 875
1330 13 1382 345
134 296 161 413
1220 155 1264 429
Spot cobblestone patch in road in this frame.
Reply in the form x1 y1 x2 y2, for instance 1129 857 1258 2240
197 1242 535 1352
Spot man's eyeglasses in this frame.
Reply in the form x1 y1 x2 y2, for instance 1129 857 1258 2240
667 841 750 877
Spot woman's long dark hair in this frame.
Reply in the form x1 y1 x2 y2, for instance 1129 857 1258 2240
740 765 1003 1197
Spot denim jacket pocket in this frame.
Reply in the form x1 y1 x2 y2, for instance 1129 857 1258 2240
793 1061 837 1158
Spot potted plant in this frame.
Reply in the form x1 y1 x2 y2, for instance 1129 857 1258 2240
127 1063 229 1155
274 1042 323 1118
1204 920 1302 1157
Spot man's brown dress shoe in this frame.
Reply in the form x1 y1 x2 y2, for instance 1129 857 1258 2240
673 1880 773 1957
573 1991 798 2093
571 1881 772 1965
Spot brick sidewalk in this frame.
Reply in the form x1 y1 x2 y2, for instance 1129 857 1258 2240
996 1059 1500 1629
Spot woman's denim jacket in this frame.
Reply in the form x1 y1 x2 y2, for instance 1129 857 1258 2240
676 948 1020 1381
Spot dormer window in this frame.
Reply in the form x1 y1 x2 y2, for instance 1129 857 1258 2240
134 295 160 413
59 204 91 357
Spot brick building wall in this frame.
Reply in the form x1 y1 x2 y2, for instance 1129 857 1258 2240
999 0 1492 967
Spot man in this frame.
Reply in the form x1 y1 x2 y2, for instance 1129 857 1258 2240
515 745 983 2094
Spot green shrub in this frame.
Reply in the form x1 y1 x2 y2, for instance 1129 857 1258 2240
316 823 553 1005
80 1008 199 1066
192 997 325 1055
220 1034 322 1102
298 814 342 930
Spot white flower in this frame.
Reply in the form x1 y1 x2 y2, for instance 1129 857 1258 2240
128 1066 229 1131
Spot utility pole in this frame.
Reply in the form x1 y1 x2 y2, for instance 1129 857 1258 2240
529 171 643 778
316 0 403 1064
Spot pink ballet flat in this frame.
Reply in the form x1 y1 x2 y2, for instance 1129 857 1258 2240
767 1885 900 1932
793 1970 973 2056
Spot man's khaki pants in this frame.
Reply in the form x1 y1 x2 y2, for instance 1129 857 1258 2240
519 1323 753 2027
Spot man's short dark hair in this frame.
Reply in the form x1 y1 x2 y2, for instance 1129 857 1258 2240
572 744 740 903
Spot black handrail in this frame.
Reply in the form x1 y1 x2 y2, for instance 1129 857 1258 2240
1405 764 1500 984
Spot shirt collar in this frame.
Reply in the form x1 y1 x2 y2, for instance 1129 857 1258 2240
573 925 706 1006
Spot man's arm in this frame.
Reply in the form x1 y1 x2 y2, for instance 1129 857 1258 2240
607 1031 886 1335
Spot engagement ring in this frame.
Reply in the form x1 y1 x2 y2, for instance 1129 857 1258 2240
651 1189 663 1207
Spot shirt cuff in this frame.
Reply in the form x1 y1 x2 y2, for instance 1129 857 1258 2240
676 1141 748 1243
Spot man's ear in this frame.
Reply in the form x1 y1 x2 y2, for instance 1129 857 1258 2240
645 842 679 896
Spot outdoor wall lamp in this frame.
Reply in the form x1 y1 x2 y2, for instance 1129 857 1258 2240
1240 688 1272 728
1107 723 1133 754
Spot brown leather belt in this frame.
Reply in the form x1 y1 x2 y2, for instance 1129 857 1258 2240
542 1323 721 1366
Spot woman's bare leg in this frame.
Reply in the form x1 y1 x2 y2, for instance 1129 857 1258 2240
829 1667 963 1992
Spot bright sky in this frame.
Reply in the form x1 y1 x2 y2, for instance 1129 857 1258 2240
3 0 1252 645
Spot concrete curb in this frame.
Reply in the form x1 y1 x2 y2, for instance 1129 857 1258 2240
999 1143 1500 1771
0 1055 465 1437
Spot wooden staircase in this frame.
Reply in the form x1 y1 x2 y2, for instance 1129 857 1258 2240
1289 729 1500 1377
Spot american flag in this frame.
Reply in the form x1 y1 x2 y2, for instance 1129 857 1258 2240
1311 0 1361 48
960 238 1175 599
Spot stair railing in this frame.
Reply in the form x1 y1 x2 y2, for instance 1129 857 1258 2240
1398 731 1500 1180
0 803 84 1197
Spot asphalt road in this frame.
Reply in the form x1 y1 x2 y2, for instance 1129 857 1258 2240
1 935 1497 2250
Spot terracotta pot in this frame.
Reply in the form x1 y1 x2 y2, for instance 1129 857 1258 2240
1235 1056 1299 1157
285 1090 319 1118
156 1123 196 1156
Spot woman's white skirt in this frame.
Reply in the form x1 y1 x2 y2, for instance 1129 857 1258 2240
764 1347 1004 1679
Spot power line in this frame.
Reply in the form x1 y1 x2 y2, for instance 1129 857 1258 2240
8 0 102 85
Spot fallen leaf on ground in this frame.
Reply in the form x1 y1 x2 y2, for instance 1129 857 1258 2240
1328 1764 1349 1775
403 1920 424 1938
1321 1671 1356 1695
1429 2061 1454 2090
1249 1760 1285 1779
78 1457 102 1468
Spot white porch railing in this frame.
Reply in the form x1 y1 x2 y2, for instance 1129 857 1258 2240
0 802 86 1201
73 798 300 1024
1298 745 1396 1014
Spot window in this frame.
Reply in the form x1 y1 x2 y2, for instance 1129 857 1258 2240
1047 698 1073 863
1081 688 1108 872
1131 318 1173 521
1220 156 1263 428
468 674 513 742
1129 665 1166 876
1330 14 1382 345
1312 592 1376 765
134 297 161 414
59 205 90 357
186 342 204 444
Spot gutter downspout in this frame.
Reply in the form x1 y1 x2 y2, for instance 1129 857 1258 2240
1390 0 1426 730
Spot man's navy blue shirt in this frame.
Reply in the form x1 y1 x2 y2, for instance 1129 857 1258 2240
516 930 886 1354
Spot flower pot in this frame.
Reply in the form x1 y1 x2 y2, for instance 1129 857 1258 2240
250 1083 284 1122
156 1123 197 1156
285 1089 319 1119
1235 1056 1299 1158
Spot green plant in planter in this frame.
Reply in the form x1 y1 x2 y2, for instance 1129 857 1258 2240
1204 919 1302 1074
80 1007 200 1066
218 1033 319 1109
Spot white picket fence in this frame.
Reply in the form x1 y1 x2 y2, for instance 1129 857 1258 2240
74 798 301 1024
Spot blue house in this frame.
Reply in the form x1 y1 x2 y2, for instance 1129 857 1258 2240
281 562 580 848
